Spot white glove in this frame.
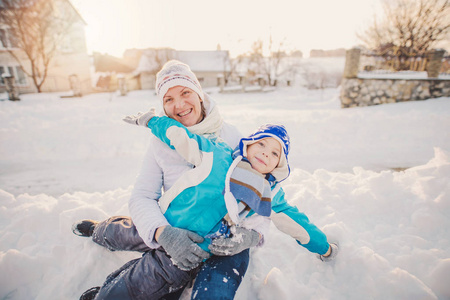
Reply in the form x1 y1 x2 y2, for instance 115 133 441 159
123 108 156 127
318 242 339 262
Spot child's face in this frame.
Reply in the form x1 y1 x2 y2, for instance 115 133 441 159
246 137 281 174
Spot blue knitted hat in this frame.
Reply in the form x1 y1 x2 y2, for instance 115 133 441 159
239 124 291 182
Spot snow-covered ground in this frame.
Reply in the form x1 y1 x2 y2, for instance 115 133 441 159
0 86 449 299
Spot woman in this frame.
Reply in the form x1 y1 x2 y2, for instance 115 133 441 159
74 60 337 300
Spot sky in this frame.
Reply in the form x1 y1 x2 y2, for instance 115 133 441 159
70 0 382 58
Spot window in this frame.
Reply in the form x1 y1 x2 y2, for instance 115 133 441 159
15 66 26 85
0 67 14 85
59 34 73 53
8 30 18 48
0 65 27 86
0 66 4 85
7 66 13 78
0 29 7 48
0 28 18 48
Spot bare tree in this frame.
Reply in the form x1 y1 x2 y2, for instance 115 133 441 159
264 36 287 86
241 37 287 86
152 48 174 74
245 39 265 81
222 51 241 85
0 0 78 92
358 0 450 70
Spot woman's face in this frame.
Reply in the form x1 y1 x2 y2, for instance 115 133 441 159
246 137 281 174
163 86 203 127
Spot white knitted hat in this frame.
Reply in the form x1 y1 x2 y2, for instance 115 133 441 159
155 60 204 103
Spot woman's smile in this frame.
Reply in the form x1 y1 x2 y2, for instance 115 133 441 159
178 108 193 117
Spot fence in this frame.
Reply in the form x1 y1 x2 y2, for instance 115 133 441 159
360 52 427 73
339 48 450 108
359 49 449 75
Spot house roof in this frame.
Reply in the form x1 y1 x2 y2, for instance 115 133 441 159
93 53 134 73
175 51 230 72
129 49 231 75
66 0 88 25
0 0 88 25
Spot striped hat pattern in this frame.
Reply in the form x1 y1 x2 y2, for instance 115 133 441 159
155 60 204 103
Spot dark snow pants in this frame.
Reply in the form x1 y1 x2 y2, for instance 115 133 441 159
91 216 198 300
91 215 250 300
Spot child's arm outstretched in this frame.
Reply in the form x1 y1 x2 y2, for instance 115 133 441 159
270 186 339 261
123 108 216 166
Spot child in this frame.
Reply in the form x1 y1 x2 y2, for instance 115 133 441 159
124 109 290 255
124 109 338 261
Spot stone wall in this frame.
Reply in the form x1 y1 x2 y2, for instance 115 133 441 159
340 78 450 108
339 48 450 108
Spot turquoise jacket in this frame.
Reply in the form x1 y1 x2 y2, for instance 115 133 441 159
148 116 330 255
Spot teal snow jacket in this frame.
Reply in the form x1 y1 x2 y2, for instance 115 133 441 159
148 116 330 255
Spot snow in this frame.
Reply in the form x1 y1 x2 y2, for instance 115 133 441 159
0 86 449 300
358 71 450 80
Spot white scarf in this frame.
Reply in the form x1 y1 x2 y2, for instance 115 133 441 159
187 93 223 136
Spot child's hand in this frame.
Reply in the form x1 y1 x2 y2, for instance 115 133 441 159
123 108 156 127
209 226 260 256
318 242 339 262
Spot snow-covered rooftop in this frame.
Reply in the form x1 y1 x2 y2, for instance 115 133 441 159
175 50 230 72
358 71 450 80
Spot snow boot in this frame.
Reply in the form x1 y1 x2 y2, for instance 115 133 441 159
72 219 98 237
80 286 100 300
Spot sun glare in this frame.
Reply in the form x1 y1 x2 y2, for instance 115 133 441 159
72 0 382 58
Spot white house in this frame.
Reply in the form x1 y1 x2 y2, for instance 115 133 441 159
127 48 231 90
0 0 91 94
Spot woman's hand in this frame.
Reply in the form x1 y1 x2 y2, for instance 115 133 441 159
208 226 260 256
157 225 210 270
123 108 156 127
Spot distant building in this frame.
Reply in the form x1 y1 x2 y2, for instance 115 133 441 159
0 0 91 94
125 48 231 90
310 48 346 58
290 50 303 58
